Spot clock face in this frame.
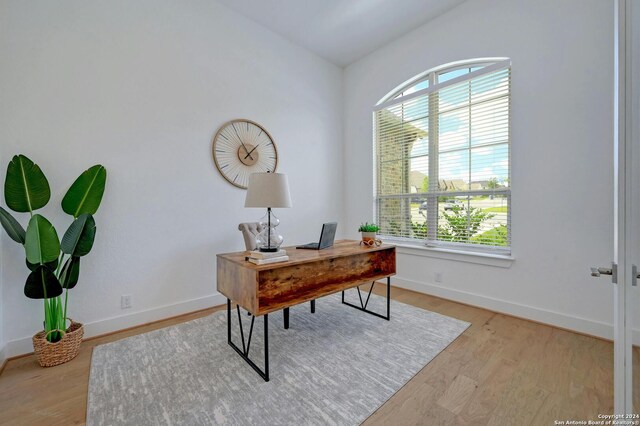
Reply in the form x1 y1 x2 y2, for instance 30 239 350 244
212 119 278 189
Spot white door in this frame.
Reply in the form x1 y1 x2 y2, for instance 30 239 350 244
595 0 638 416
609 0 638 415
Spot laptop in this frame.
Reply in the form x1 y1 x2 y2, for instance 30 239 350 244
296 222 338 250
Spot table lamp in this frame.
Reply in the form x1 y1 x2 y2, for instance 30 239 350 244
245 172 292 252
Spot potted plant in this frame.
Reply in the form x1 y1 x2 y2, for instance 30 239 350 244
358 222 380 244
0 155 107 367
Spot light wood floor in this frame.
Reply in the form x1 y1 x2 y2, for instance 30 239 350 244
0 285 627 425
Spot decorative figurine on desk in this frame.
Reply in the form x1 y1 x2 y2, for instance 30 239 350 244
358 222 382 246
245 172 292 252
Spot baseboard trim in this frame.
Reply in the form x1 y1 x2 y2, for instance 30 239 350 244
4 281 637 360
3 292 227 358
391 276 640 345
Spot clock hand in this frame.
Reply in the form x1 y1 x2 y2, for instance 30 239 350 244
232 124 254 161
244 144 260 159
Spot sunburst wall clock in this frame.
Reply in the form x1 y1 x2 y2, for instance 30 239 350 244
212 119 278 189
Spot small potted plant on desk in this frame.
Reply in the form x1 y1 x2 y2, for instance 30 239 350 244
358 222 381 246
0 155 107 367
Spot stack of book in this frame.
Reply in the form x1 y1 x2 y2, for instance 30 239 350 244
246 249 289 265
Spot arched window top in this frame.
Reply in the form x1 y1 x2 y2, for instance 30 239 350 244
377 57 510 105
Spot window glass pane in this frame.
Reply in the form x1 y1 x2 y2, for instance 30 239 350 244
394 79 429 99
438 67 470 83
438 150 469 191
411 197 429 239
438 65 487 84
404 79 429 96
378 198 405 237
438 81 470 112
377 117 428 162
377 128 407 162
408 117 429 138
471 69 510 103
470 97 509 147
378 156 430 196
378 134 402 162
378 196 428 239
437 195 471 242
468 195 509 246
470 144 509 187
379 160 404 195
409 155 429 193
410 135 429 157
401 96 429 122
436 195 509 247
439 108 469 151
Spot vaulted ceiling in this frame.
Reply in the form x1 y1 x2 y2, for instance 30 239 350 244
216 0 467 67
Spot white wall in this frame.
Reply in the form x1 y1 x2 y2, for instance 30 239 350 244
343 0 620 339
0 0 343 356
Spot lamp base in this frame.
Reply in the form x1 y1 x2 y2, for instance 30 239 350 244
256 209 284 253
258 247 280 253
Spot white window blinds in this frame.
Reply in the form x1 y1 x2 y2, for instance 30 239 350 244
374 60 511 253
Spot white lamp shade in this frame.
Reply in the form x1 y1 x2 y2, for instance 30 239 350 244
244 173 292 208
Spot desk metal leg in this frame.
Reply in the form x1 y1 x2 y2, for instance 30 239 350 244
310 299 316 313
341 277 391 321
283 308 289 329
227 299 270 382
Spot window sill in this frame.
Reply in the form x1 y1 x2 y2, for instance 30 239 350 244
385 240 514 268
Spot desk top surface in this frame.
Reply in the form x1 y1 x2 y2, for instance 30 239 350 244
217 239 395 270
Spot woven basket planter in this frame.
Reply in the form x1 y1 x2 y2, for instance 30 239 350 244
360 232 382 246
32 319 84 367
361 231 377 243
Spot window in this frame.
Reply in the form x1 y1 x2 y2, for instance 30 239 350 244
374 59 511 254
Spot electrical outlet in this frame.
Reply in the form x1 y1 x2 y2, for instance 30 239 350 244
121 294 132 309
435 272 443 283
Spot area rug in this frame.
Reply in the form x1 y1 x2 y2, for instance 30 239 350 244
87 292 469 425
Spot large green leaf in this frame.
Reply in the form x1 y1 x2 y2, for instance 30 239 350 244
26 257 58 272
61 214 96 257
25 214 60 264
61 165 107 218
4 155 50 213
60 256 80 289
24 265 62 299
0 206 25 244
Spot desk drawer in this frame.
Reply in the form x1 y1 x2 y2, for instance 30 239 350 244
257 248 395 314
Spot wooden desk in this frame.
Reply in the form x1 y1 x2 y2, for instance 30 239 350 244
217 240 396 381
